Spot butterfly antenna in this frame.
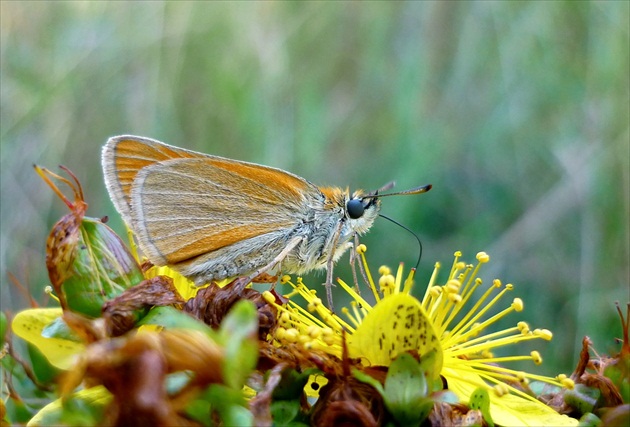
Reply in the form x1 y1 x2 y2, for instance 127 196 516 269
378 214 424 270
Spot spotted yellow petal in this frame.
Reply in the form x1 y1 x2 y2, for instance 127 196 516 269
347 293 443 372
12 308 85 370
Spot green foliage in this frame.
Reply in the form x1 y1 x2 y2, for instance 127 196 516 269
270 399 301 426
0 346 56 423
354 352 442 426
0 311 6 347
565 384 601 415
383 352 435 425
469 387 494 427
41 316 82 342
604 354 630 404
137 305 215 335
194 385 253 427
217 300 259 389
5 301 260 426
61 217 144 317
577 412 602 427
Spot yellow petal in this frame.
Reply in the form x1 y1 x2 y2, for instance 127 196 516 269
347 293 443 371
443 366 578 426
12 308 85 370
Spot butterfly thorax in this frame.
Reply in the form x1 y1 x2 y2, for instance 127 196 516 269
280 187 380 274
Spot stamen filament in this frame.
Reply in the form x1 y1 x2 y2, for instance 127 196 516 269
442 285 513 344
337 278 373 315
358 247 380 303
447 333 545 357
421 262 441 309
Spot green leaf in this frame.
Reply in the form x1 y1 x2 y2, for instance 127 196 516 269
418 349 443 393
218 300 258 389
577 412 601 427
352 368 385 395
469 387 494 427
184 398 212 427
218 299 259 344
27 342 61 384
137 306 215 336
4 395 35 425
270 399 300 425
204 384 252 427
61 217 144 317
604 357 630 404
382 352 434 426
1 352 53 423
564 384 601 414
41 316 82 341
0 311 7 347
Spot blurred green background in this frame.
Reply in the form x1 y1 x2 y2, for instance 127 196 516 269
1 1 628 375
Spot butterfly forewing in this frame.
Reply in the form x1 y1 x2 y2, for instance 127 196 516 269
103 136 201 223
129 157 320 265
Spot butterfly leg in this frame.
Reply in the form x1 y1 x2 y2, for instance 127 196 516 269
323 221 347 312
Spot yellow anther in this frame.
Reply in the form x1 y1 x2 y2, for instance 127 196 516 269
511 298 524 312
476 252 490 263
275 327 286 340
493 383 509 396
534 328 553 341
448 293 462 303
530 351 542 365
284 328 299 343
321 328 335 346
379 274 395 290
446 279 461 293
307 325 321 339
307 297 322 312
516 372 529 385
262 291 276 304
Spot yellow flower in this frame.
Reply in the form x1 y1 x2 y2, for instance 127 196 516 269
263 246 578 426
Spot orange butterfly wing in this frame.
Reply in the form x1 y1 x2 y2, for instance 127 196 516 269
102 136 322 267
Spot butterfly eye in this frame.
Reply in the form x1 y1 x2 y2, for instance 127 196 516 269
346 198 365 219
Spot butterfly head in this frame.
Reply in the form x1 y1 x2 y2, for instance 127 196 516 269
345 189 381 234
